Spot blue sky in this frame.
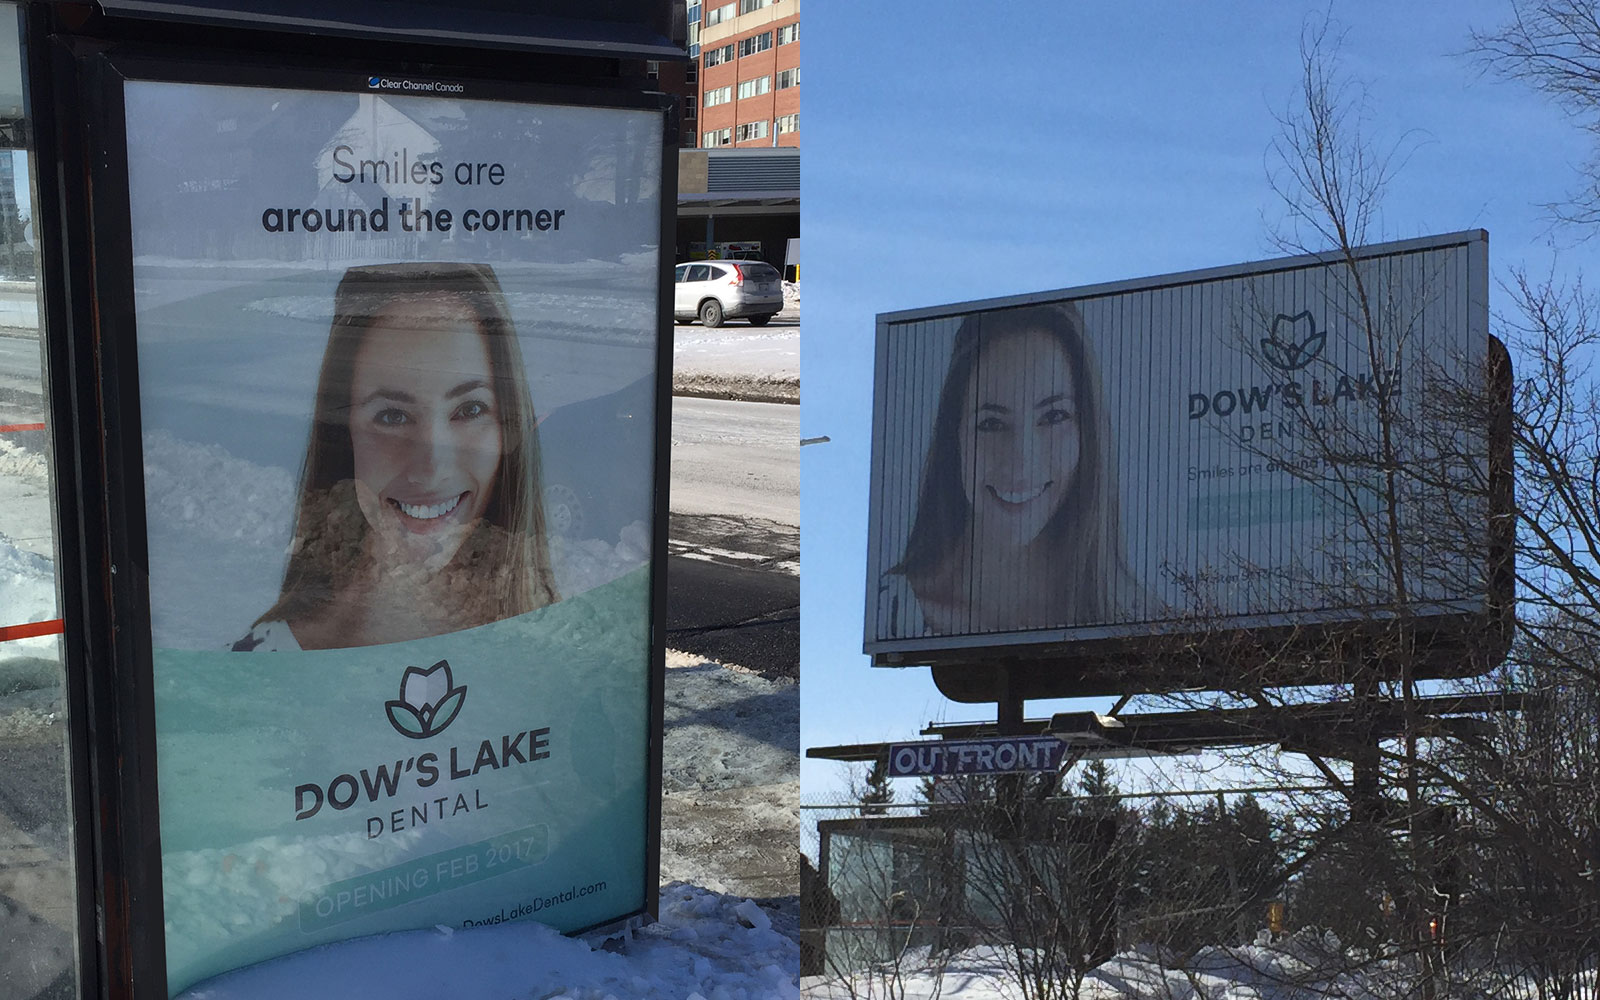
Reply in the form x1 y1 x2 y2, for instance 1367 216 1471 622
799 2 1597 802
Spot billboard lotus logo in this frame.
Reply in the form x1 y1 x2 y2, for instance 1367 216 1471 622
385 660 467 740
1260 311 1326 371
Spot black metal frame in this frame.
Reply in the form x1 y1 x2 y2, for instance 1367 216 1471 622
806 691 1533 766
26 5 679 995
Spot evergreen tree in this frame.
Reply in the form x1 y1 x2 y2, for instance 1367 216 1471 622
860 757 894 816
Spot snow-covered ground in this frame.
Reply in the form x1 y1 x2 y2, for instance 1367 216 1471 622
672 282 799 403
182 883 796 1000
660 650 798 900
801 932 1537 999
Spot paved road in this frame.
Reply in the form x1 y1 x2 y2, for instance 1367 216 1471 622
668 395 799 528
0 335 45 413
666 553 797 680
665 393 798 677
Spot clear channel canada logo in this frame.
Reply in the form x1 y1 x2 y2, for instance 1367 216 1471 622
1260 310 1327 372
385 660 467 740
367 76 382 89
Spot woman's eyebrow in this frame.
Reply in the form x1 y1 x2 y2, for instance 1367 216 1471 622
357 387 418 405
446 379 491 398
978 402 1011 414
1034 393 1067 408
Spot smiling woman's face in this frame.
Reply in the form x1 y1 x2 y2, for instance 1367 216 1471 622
348 296 503 571
959 328 1081 551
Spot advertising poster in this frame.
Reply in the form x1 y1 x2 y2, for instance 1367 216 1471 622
123 78 663 992
867 234 1490 655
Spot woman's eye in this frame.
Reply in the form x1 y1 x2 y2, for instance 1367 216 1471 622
374 408 410 427
1038 408 1075 427
453 400 492 421
975 416 1008 433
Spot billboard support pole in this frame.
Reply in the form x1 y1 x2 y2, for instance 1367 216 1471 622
993 661 1027 842
1351 671 1383 828
995 660 1025 736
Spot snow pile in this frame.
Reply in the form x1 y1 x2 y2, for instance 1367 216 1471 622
0 528 57 663
162 830 427 980
804 930 1450 999
672 325 799 403
143 430 298 552
660 654 799 899
671 287 799 403
549 520 652 599
0 434 48 485
674 325 797 379
178 883 798 1000
0 526 63 737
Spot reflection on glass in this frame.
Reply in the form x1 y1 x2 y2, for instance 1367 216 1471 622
232 263 559 652
0 5 83 998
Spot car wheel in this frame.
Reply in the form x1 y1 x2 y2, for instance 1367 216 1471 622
543 483 585 538
699 299 724 328
747 313 774 327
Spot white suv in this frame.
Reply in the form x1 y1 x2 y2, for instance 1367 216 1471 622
673 260 783 327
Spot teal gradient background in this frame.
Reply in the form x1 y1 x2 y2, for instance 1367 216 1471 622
154 569 651 995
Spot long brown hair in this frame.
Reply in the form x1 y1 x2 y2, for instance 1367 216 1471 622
257 262 558 631
896 302 1138 627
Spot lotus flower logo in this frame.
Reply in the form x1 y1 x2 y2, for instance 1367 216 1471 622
385 660 467 740
1260 311 1327 371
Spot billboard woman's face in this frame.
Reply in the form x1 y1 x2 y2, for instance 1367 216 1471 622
959 328 1081 549
348 297 503 571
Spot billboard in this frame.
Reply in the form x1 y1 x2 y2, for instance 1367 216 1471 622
120 75 664 993
865 232 1508 694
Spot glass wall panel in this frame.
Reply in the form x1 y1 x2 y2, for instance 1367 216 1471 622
0 6 82 998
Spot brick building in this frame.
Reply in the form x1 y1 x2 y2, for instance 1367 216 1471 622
691 0 798 149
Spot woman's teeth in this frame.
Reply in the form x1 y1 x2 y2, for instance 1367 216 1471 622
989 483 1050 505
392 494 464 520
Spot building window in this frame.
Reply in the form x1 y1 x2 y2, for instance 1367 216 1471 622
738 31 773 57
704 127 733 147
704 86 732 108
738 0 769 12
737 76 771 100
776 67 799 90
646 60 660 79
706 2 735 26
776 23 799 45
704 43 734 68
776 113 798 135
686 61 698 85
735 120 768 142
684 96 697 121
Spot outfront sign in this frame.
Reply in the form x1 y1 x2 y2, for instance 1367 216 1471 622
865 232 1505 688
119 74 664 992
885 737 1068 777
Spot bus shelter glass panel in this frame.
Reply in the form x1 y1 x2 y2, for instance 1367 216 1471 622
0 5 83 998
121 77 662 992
